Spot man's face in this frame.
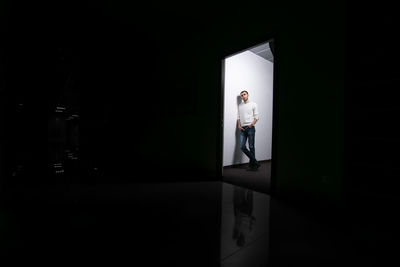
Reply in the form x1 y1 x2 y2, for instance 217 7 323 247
240 92 248 102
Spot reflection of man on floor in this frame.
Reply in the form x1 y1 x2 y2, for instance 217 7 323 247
233 186 256 247
237 90 260 171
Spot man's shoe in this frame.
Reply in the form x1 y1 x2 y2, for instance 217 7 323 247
247 163 254 170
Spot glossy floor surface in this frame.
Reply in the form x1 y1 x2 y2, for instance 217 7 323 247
1 181 398 266
223 160 271 194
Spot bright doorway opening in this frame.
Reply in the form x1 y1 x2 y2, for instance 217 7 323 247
221 40 275 193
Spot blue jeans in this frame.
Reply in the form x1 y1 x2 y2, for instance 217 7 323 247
240 126 258 166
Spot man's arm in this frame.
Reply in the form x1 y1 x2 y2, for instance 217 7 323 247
238 119 244 130
249 103 259 128
249 118 258 128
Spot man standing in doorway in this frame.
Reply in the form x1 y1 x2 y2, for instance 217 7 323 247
238 90 260 171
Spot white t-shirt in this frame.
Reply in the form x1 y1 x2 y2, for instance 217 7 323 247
237 101 259 126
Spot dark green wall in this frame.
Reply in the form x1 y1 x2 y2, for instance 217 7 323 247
2 1 345 205
87 1 345 204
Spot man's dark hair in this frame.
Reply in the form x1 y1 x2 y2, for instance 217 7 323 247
240 90 248 95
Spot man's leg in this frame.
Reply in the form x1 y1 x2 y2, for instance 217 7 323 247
240 129 249 158
241 128 257 170
247 127 259 169
240 128 252 165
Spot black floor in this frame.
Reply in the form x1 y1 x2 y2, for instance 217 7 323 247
1 180 399 266
223 160 271 194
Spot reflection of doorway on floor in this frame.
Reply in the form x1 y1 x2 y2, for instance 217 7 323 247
223 160 271 194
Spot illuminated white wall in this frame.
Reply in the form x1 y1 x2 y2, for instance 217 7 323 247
223 50 273 167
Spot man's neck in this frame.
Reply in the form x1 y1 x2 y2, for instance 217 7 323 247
244 99 249 104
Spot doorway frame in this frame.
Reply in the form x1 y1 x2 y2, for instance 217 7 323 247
219 37 279 196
